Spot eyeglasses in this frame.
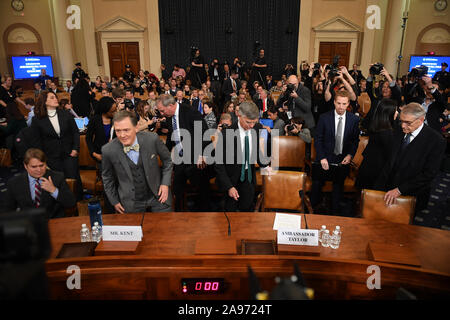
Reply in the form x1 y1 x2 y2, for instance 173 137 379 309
399 117 419 126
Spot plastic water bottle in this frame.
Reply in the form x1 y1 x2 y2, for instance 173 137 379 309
80 224 91 242
321 230 330 248
330 226 342 249
94 221 102 239
91 223 101 243
318 225 327 244
330 230 340 249
88 197 103 229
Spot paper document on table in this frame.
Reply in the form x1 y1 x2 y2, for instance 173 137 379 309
273 213 301 230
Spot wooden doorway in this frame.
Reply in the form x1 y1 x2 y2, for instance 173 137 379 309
318 42 351 68
107 42 140 79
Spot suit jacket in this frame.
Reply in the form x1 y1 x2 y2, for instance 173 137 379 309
426 89 446 133
314 110 360 164
30 109 80 160
277 84 315 129
256 98 275 113
165 103 210 164
2 170 76 219
222 78 241 102
214 122 270 192
101 131 173 212
375 125 445 196
85 115 113 158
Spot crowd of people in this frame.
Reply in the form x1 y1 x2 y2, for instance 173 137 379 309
0 51 449 218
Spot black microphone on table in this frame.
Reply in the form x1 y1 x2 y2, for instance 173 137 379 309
223 212 231 236
299 190 308 229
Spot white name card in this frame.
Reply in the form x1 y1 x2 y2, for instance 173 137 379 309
102 225 143 241
277 229 319 246
273 213 301 230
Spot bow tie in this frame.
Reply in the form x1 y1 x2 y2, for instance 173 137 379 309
123 144 140 153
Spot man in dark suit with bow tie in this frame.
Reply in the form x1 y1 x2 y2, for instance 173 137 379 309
375 103 445 212
2 148 76 218
101 110 173 213
311 90 360 215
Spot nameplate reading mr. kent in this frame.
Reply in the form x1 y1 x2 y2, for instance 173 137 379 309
277 229 319 246
102 226 143 241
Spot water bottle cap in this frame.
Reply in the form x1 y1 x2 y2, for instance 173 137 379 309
94 222 99 225
82 224 86 227
321 225 326 229
336 226 341 230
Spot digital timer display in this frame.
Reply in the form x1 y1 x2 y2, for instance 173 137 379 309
181 278 226 294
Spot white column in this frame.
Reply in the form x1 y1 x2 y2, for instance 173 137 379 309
297 0 313 71
382 0 407 76
79 0 100 78
146 0 162 77
49 0 75 82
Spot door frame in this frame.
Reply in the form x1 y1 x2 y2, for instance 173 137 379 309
96 16 145 78
313 16 362 68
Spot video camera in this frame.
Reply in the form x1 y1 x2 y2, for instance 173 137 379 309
409 65 428 78
190 45 199 58
370 62 384 75
327 55 341 80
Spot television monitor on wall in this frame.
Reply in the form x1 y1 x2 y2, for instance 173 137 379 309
11 56 54 80
409 55 450 78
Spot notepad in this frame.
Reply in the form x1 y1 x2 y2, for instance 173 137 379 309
273 213 301 230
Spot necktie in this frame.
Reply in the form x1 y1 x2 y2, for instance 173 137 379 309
123 143 140 154
232 79 237 91
334 117 343 155
35 179 41 208
401 133 412 150
263 99 266 112
198 101 203 114
240 133 252 183
172 115 183 156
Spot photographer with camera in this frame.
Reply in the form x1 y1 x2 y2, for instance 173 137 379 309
251 48 267 88
421 75 448 133
190 47 207 89
123 88 141 111
324 66 357 106
362 63 402 132
284 116 312 144
276 75 315 134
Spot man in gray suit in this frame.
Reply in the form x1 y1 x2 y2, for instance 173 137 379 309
277 75 315 135
102 110 173 213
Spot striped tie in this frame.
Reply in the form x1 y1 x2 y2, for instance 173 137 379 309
35 179 41 208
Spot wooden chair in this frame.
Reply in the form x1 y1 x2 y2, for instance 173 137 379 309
255 170 313 213
79 135 103 195
57 92 70 102
64 178 77 216
361 189 416 224
357 92 371 117
271 135 306 170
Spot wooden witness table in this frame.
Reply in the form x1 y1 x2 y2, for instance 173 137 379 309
45 212 450 300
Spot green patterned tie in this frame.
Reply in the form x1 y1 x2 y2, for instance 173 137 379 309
240 133 252 183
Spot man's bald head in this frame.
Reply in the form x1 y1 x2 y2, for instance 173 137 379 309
287 75 298 86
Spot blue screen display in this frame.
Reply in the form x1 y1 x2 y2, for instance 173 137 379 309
409 56 449 78
11 56 54 79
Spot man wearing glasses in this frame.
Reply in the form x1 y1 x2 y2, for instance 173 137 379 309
376 103 445 211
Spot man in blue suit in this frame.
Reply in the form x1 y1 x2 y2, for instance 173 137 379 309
311 90 360 215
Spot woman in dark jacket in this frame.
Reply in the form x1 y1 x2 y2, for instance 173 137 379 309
71 78 94 117
355 98 398 190
31 91 82 198
85 96 116 167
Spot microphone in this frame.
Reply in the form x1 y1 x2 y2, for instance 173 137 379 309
223 212 231 236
